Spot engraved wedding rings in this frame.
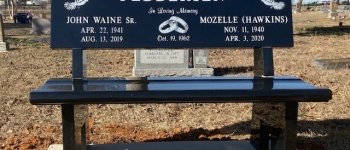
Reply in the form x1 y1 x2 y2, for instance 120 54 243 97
159 16 189 34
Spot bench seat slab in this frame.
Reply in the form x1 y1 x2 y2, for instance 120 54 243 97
30 76 332 104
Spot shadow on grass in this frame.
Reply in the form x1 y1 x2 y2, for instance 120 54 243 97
7 48 20 51
294 25 350 36
214 66 253 76
144 119 350 150
3 23 31 29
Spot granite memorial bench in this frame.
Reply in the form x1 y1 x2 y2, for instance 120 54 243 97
30 0 332 150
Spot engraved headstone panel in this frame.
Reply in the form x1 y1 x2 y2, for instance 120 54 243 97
31 18 51 34
295 2 302 13
343 5 350 10
134 49 189 69
316 6 321 11
330 1 338 12
328 2 338 18
193 49 209 68
322 7 330 13
133 49 214 77
51 0 294 48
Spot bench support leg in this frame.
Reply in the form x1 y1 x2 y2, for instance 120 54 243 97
259 120 270 150
62 104 89 150
251 47 275 148
284 102 298 150
253 102 298 150
251 47 298 150
62 48 89 150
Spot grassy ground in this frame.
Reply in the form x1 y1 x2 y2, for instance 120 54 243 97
0 11 350 150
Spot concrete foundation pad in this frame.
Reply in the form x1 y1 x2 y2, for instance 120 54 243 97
47 144 63 150
133 67 214 77
48 140 288 150
312 58 350 69
29 37 50 43
0 42 9 52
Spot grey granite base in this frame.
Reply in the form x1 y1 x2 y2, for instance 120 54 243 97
133 67 214 77
327 12 338 18
312 58 350 69
48 140 268 150
0 42 9 52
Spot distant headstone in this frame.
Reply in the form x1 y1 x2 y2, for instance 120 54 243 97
312 58 350 69
0 15 9 52
337 9 345 13
328 2 338 18
38 13 47 19
193 49 210 68
315 6 321 11
133 49 213 77
343 5 350 10
30 18 51 35
294 2 302 13
330 1 338 12
322 7 330 13
135 49 189 68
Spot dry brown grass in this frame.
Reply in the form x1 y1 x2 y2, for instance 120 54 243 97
1 11 350 150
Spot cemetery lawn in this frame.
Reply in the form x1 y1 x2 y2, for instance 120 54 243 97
1 11 350 150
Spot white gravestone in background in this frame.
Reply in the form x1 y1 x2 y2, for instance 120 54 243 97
328 1 338 18
133 49 213 77
31 18 51 35
0 15 9 52
193 49 210 68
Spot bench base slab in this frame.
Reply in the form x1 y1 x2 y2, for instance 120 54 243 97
133 67 214 77
48 140 291 150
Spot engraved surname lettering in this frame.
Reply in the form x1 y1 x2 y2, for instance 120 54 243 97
245 16 252 23
93 16 122 24
244 16 286 24
255 16 264 23
66 16 88 24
